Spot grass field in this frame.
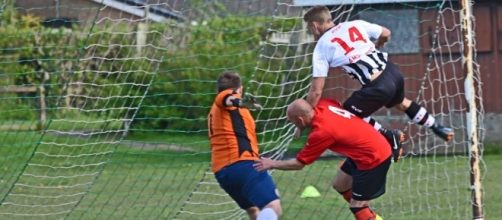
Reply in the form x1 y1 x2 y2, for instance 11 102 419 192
0 131 500 219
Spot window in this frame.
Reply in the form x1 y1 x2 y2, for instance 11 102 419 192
358 9 420 54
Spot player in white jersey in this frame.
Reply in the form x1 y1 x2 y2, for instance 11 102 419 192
301 6 454 159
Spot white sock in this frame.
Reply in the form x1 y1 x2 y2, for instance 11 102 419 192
257 208 278 220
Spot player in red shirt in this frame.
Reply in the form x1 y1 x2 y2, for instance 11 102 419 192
254 98 391 220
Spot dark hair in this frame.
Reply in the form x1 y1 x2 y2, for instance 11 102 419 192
217 71 241 92
303 6 331 23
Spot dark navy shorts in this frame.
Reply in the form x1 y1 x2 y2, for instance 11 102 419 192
343 61 405 118
340 157 391 201
215 160 279 209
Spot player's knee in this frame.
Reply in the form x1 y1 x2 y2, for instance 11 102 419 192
395 97 411 111
264 199 282 216
246 207 260 219
332 181 341 191
332 181 349 192
332 175 351 192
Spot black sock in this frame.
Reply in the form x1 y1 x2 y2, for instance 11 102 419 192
405 101 435 128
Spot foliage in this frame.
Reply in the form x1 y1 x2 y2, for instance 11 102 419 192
0 9 156 126
134 15 277 131
0 5 303 132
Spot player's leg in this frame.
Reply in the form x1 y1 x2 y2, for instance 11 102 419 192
214 161 257 219
350 157 392 220
215 160 281 220
394 97 454 141
245 207 260 220
332 159 353 203
241 162 282 220
383 62 454 142
256 199 281 220
350 200 381 220
350 204 383 220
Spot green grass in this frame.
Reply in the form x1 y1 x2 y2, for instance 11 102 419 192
481 154 502 219
73 152 502 220
126 132 210 152
0 131 500 219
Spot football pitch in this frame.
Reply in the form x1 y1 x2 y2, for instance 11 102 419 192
0 131 500 219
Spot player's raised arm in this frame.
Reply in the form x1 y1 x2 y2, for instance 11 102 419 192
222 90 262 111
307 40 329 107
306 77 325 107
375 26 391 49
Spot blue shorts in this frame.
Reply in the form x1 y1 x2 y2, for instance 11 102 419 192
215 160 279 209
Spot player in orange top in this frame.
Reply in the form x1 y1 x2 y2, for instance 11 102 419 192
208 71 282 220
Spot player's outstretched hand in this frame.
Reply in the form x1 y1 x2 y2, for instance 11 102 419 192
241 94 263 111
254 157 274 172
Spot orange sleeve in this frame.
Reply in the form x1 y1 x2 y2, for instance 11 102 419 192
215 89 241 110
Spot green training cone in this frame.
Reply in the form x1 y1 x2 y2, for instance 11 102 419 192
300 185 321 198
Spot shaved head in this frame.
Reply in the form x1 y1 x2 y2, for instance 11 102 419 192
287 99 312 117
287 99 314 129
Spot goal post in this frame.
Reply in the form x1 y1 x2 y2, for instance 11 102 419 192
459 0 484 219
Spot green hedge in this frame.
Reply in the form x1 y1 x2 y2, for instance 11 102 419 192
1 3 305 132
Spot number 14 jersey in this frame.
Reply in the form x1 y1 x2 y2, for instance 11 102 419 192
312 20 388 86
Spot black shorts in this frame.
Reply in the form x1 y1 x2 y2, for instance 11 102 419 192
343 61 405 118
340 157 392 201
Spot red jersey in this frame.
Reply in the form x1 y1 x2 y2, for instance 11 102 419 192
208 89 259 173
296 99 391 170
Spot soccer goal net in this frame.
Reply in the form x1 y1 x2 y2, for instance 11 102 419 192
0 0 484 219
